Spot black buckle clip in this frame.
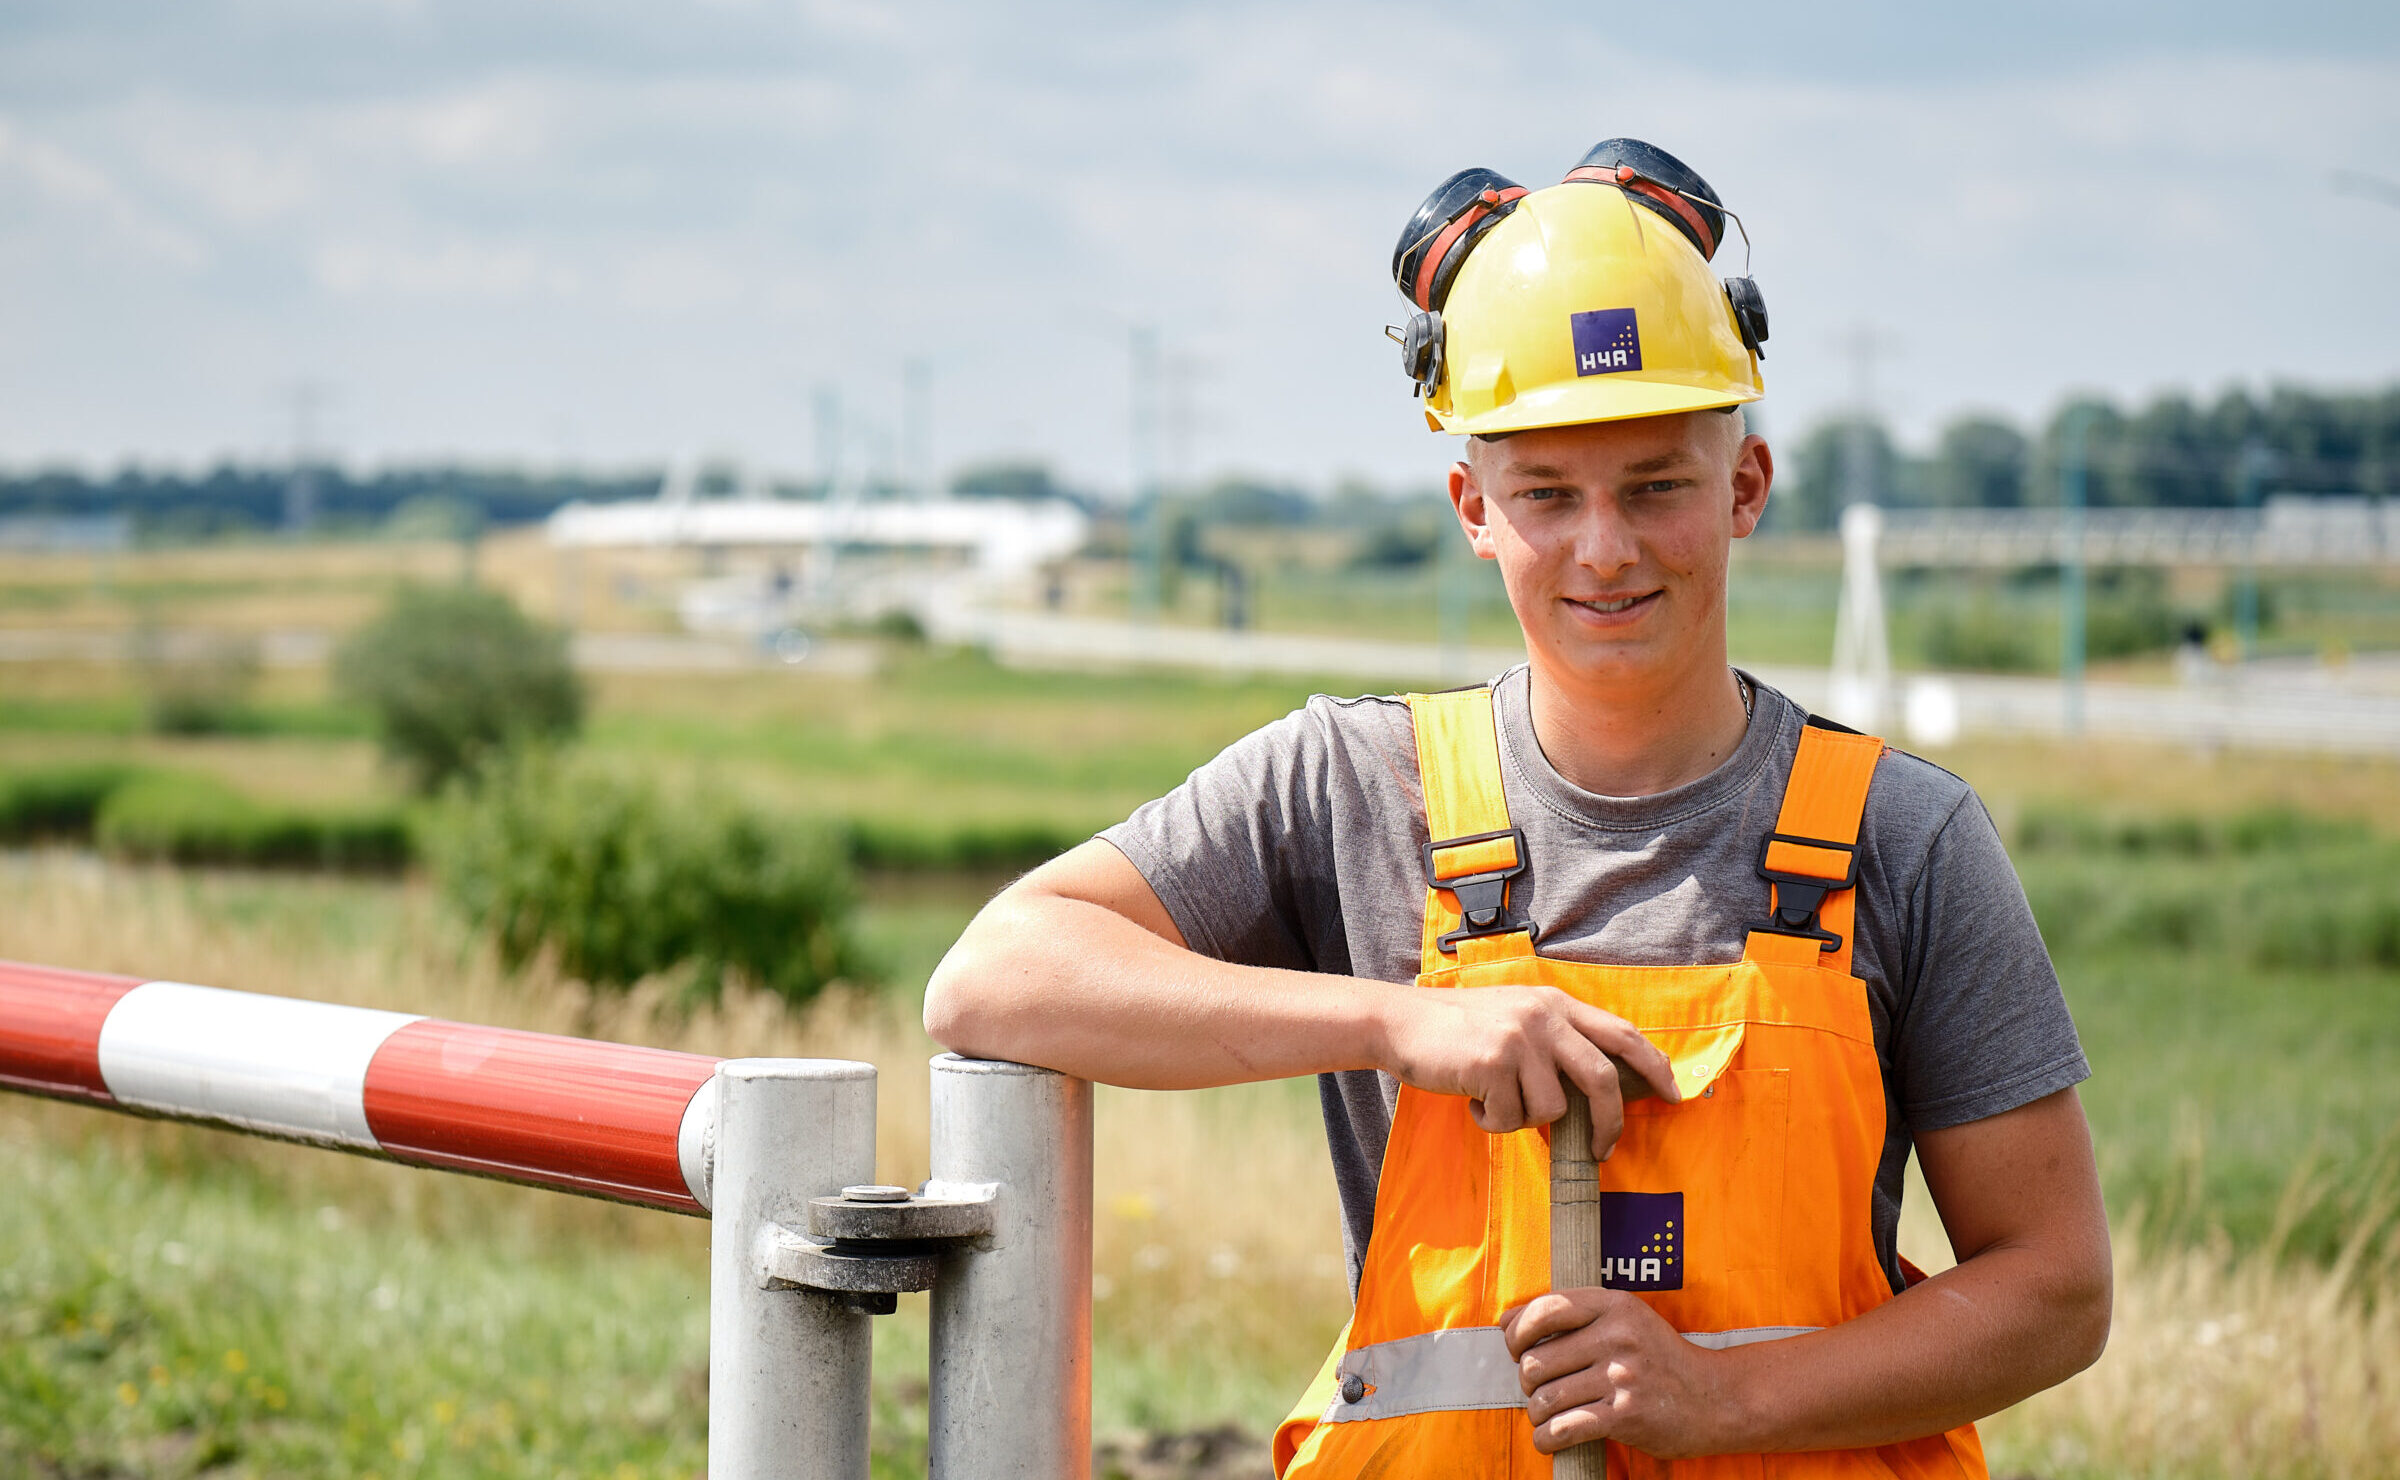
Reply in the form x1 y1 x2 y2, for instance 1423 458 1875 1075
1748 831 1858 952
1423 826 1532 954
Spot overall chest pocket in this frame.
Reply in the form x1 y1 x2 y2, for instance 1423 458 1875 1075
1607 1065 1793 1320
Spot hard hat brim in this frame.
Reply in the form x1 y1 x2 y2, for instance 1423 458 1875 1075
1428 373 1760 438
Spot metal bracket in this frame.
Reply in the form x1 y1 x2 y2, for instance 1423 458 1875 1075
758 1183 997 1315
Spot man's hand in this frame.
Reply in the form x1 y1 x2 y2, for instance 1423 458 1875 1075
1376 985 1680 1158
1503 1287 1738 1458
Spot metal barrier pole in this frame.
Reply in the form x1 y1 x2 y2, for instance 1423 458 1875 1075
926 1054 1093 1478
709 1058 879 1480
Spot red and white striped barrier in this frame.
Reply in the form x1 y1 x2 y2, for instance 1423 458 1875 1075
0 960 720 1214
4 958 1096 1476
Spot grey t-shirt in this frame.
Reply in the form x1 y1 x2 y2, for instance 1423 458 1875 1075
1101 665 2088 1296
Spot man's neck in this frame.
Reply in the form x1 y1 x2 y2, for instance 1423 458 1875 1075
1525 649 1751 799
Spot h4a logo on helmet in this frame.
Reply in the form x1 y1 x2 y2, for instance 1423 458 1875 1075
1598 1190 1682 1290
1570 308 1643 377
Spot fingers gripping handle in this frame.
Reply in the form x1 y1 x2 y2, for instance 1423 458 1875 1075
1550 1086 1609 1476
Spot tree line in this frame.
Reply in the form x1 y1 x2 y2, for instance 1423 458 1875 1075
1770 382 2400 532
7 380 2394 542
0 464 661 541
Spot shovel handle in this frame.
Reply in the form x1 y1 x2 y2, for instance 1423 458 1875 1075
1549 1084 1608 1477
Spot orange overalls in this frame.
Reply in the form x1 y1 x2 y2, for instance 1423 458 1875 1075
1275 685 1989 1479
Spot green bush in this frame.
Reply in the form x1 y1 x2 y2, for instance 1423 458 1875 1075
2083 588 2181 661
2017 804 2368 859
1910 571 2184 674
1919 600 2047 672
93 773 412 871
432 761 865 1009
135 629 263 735
332 585 583 794
845 817 1081 873
0 763 141 841
2014 806 2400 970
869 608 928 644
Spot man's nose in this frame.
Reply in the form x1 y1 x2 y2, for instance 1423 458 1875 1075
1571 499 1640 576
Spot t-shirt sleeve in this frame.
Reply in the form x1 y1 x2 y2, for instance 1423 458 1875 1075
1098 702 1346 974
1892 792 2091 1132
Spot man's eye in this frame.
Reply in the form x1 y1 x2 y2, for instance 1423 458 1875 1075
1522 486 1567 501
1637 480 1683 495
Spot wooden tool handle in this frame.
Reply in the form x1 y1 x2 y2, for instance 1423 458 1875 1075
1550 1085 1608 1477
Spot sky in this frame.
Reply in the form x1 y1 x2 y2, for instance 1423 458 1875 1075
2 0 2397 496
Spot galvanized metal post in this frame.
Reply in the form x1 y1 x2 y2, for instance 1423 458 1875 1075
926 1054 1093 1479
2235 440 2267 660
708 1058 879 1480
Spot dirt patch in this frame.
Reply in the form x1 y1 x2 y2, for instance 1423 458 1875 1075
1095 1425 1271 1480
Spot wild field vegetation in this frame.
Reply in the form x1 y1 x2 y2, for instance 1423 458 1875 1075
0 539 2396 1477
3 832 2394 1480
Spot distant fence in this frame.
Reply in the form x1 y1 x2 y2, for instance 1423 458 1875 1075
1876 501 2400 568
0 960 1092 1479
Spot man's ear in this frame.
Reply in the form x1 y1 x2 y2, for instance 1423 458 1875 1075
1729 435 1773 538
1448 460 1499 560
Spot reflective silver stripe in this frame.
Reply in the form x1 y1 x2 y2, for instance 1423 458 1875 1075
1321 1327 1524 1424
1321 1324 1820 1424
1681 1324 1820 1350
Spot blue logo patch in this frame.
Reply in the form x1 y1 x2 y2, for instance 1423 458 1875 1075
1599 1190 1683 1290
1571 309 1642 377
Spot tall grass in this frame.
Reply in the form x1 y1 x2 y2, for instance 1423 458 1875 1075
1968 1178 2400 1480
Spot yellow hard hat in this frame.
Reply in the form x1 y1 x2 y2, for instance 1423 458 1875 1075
1390 141 1767 437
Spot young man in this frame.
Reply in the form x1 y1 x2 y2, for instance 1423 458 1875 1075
925 141 2108 1476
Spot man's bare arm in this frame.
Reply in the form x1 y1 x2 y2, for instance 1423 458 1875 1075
1505 1086 2111 1456
923 838 1679 1145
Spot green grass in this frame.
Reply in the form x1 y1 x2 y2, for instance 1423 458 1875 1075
2062 953 2399 1260
0 693 369 739
579 648 1335 843
2014 810 2400 1263
0 1135 720 1480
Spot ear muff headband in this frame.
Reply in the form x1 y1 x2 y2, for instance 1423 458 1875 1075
1392 167 1529 313
1405 185 1527 311
1562 164 1720 260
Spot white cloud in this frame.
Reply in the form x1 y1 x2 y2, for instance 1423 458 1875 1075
310 237 577 298
0 114 208 266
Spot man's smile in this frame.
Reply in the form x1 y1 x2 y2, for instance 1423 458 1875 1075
1563 590 1662 624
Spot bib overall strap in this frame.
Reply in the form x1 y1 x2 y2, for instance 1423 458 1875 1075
1406 687 1533 971
1743 717 1886 975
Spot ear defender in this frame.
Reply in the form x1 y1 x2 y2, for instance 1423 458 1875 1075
1724 275 1770 359
1393 167 1528 312
1389 167 1526 398
1393 310 1444 399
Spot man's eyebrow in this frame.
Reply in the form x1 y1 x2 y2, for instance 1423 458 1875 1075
1498 450 1698 480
